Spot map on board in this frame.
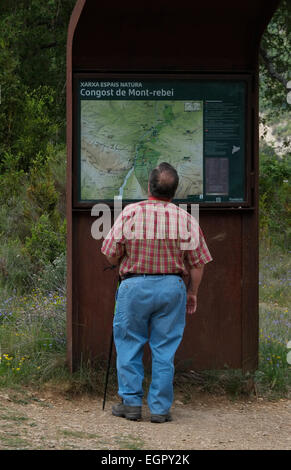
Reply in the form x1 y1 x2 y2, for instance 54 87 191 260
80 100 203 201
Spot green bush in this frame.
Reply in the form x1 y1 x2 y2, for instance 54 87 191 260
24 214 66 269
32 252 67 293
0 144 67 292
259 149 291 248
0 287 67 387
0 238 32 292
13 87 59 172
257 337 290 394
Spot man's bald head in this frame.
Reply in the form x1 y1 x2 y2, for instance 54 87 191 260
148 162 179 200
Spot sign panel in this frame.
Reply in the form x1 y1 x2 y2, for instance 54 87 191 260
75 76 247 204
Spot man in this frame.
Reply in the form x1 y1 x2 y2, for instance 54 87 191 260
101 162 212 423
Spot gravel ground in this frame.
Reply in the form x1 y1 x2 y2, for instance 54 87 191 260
0 388 290 450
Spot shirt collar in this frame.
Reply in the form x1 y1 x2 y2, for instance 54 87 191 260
148 196 172 202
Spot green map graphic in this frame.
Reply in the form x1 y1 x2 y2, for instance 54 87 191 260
80 100 203 200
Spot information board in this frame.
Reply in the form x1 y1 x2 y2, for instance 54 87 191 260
75 76 248 204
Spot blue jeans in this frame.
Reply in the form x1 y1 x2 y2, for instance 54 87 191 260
113 274 187 415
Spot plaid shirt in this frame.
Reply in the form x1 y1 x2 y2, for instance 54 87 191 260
101 198 212 276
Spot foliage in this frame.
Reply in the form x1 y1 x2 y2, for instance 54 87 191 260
14 88 59 171
33 252 67 294
24 214 66 269
0 238 32 292
0 147 67 293
0 0 75 169
259 0 291 116
0 287 67 387
259 147 291 248
258 246 291 396
257 337 290 394
0 1 72 291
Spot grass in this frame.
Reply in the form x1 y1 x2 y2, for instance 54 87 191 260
0 286 67 387
0 245 290 400
0 413 29 422
59 429 101 440
0 433 29 449
114 434 145 450
177 246 290 399
257 244 291 396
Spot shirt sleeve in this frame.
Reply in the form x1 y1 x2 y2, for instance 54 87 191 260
185 226 213 268
101 211 125 259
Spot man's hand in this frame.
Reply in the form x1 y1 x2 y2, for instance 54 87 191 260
105 255 120 266
186 292 197 315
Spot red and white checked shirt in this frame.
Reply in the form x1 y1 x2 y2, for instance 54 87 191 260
101 197 212 276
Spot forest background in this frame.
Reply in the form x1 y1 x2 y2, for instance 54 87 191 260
0 0 290 396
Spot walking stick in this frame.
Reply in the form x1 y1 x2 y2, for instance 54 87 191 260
102 327 114 410
102 265 120 411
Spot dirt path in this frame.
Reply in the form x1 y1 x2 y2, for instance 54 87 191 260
0 388 290 450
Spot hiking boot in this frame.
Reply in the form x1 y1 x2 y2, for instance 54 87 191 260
150 413 172 423
112 402 142 421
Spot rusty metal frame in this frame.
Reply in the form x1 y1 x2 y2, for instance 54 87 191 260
66 0 281 373
66 0 86 371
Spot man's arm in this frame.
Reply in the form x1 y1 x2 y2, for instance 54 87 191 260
186 265 204 315
184 221 212 315
101 211 125 268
